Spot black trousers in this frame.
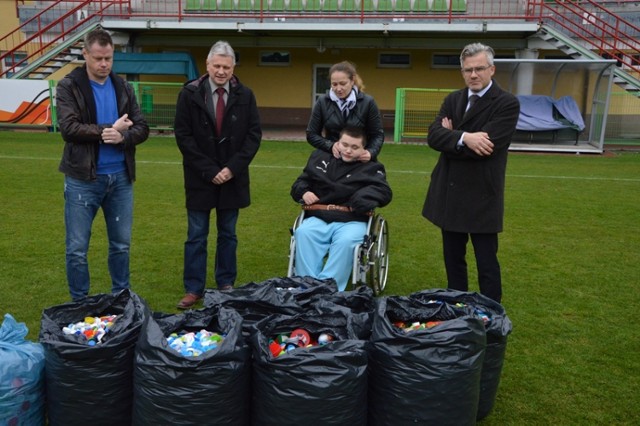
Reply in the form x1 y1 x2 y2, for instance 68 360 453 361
441 230 502 303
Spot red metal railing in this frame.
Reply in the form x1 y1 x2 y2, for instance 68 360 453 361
1 0 639 78
0 1 132 77
529 0 640 73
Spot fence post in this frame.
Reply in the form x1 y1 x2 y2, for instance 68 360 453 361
394 88 404 143
50 79 58 132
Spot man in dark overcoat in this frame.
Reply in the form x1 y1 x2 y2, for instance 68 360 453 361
423 42 520 303
174 40 261 309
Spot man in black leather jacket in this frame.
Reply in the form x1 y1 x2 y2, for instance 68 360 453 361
57 28 149 301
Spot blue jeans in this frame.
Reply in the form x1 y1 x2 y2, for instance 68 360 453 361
294 216 366 291
64 173 133 301
183 208 239 295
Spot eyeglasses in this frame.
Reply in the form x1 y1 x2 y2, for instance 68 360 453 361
462 65 492 75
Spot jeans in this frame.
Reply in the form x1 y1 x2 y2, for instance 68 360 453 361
183 208 239 295
294 216 366 291
64 173 133 301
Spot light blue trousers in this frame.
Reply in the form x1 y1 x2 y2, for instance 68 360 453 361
294 216 367 291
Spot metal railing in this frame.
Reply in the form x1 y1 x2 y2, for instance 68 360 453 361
0 1 127 78
1 1 639 79
531 0 640 73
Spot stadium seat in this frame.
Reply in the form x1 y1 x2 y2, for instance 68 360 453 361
342 0 360 12
413 0 428 11
185 0 202 11
237 0 253 11
362 0 375 12
395 0 412 13
324 0 340 12
432 0 466 12
377 0 394 12
202 0 217 10
269 0 286 10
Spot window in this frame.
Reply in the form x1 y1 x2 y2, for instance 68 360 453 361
432 53 459 68
379 52 411 68
259 51 290 66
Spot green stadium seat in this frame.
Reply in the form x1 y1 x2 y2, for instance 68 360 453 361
288 0 304 11
413 0 427 12
202 0 217 10
451 0 466 12
253 0 267 11
237 0 253 10
305 0 322 11
395 0 412 12
186 0 201 11
432 0 466 12
377 0 393 12
218 0 234 10
362 0 375 12
323 0 340 12
270 0 286 10
341 0 359 12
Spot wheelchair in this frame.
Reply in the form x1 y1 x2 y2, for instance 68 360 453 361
287 208 389 295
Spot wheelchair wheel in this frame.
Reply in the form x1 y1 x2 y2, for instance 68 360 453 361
367 215 389 295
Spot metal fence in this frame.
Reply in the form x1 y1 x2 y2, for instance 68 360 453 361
393 87 640 144
133 82 182 131
1 79 638 144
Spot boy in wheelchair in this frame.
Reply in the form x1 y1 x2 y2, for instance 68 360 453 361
290 126 392 291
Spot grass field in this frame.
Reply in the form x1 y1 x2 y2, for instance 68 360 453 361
1 131 639 424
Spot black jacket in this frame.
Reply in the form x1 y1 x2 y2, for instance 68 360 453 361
423 80 520 233
57 66 149 181
174 74 261 211
291 149 392 223
306 91 384 158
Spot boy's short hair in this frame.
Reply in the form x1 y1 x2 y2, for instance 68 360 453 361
339 126 367 145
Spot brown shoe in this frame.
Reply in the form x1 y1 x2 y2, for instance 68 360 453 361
177 293 202 310
218 284 233 291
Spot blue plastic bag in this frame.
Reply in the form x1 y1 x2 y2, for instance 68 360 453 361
0 313 46 426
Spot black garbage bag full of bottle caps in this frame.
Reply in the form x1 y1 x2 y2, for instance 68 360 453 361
309 285 376 340
39 289 149 426
410 288 513 421
250 310 367 426
203 276 336 337
368 295 487 426
133 305 251 425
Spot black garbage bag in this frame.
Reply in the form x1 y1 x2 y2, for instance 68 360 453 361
0 314 45 426
250 310 367 426
410 289 513 420
309 285 376 340
39 290 148 426
242 276 338 308
203 277 334 337
368 296 486 426
133 305 251 425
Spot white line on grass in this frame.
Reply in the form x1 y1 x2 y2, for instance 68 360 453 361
2 155 640 182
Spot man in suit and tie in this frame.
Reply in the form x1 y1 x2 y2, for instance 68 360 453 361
422 42 520 303
174 40 262 309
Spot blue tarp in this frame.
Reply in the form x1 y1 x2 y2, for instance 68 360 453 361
516 95 585 132
113 52 199 80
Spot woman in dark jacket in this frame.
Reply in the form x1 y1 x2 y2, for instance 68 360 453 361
306 61 384 162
